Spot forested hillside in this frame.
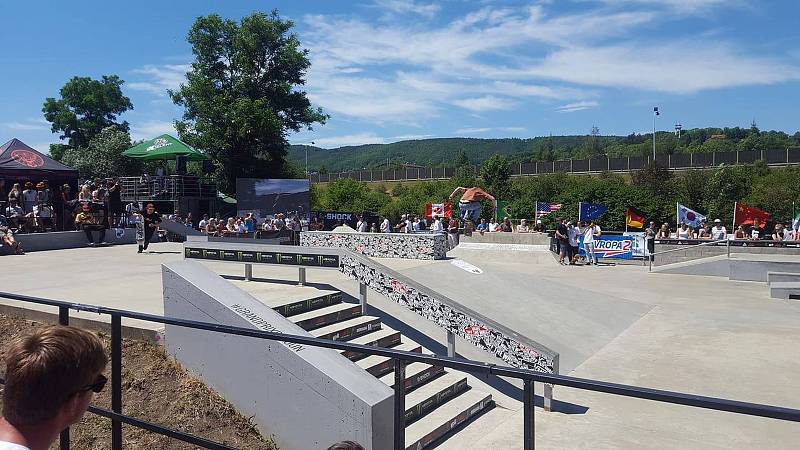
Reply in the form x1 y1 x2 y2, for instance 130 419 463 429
289 126 800 173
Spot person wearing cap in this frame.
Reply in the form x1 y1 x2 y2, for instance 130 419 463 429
74 203 106 246
533 219 545 233
517 218 530 233
711 219 727 240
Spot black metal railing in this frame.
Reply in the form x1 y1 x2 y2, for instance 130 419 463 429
119 175 217 203
309 147 800 183
1 291 799 450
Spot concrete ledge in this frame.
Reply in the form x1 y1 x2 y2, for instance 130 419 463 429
768 272 800 284
770 282 800 300
162 260 393 450
16 229 139 252
300 231 448 259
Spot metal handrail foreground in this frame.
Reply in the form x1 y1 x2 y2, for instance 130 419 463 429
1 291 799 450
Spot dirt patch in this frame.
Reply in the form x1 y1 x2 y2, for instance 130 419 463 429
0 314 278 450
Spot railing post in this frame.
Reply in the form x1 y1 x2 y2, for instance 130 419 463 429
111 314 123 450
524 379 535 450
59 306 70 450
394 359 406 450
298 267 306 286
447 330 456 357
244 263 252 281
544 354 558 412
359 282 368 315
727 238 731 259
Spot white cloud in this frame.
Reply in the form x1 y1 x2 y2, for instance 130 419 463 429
594 0 738 14
556 101 599 113
454 126 527 134
128 64 190 96
130 120 176 141
372 0 440 18
452 96 516 111
310 133 386 148
455 127 492 134
0 118 49 131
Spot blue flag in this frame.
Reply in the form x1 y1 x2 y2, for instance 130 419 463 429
579 202 607 220
677 203 706 228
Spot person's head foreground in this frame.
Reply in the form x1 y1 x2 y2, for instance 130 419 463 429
1 326 107 450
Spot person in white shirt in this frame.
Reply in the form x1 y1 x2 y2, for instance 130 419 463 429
517 219 530 233
358 219 368 232
710 219 727 240
198 214 209 230
0 326 107 450
488 218 498 232
430 216 444 232
262 219 274 231
356 217 364 232
677 223 692 240
380 217 390 233
404 216 413 233
583 220 601 265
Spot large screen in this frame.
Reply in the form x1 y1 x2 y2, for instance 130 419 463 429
236 178 310 219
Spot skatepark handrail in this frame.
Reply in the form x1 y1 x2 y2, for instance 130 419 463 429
1 290 799 450
649 238 730 271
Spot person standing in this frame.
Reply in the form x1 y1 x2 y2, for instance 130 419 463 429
138 203 162 253
583 220 600 265
556 218 569 265
0 326 107 450
447 218 460 248
567 221 580 265
380 217 391 233
430 216 444 233
107 178 122 228
645 220 656 262
21 182 37 215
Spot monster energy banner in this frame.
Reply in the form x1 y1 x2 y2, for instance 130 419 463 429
184 247 340 267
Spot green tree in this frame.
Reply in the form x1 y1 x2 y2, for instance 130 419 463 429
60 126 142 178
455 150 470 168
43 75 133 149
171 11 328 194
479 154 511 199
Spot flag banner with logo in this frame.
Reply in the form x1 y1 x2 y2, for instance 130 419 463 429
425 202 452 219
794 212 800 232
625 207 645 229
734 202 769 227
623 232 646 258
579 202 608 221
496 200 513 220
578 235 634 259
535 202 562 218
677 203 706 228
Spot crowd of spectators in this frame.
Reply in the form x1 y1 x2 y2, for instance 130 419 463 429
647 217 798 242
191 211 305 237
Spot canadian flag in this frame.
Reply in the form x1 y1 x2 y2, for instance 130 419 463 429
425 202 452 219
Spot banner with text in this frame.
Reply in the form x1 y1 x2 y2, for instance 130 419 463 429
578 235 634 260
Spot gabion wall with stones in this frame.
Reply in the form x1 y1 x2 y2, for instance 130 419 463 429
300 231 449 260
339 255 555 373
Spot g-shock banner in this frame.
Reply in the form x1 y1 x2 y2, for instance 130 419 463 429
185 247 340 267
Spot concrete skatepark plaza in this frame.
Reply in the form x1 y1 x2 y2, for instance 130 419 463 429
1 242 798 448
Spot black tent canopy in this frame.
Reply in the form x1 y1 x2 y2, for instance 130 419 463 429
0 138 78 181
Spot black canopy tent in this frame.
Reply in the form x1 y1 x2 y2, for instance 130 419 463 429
0 138 79 186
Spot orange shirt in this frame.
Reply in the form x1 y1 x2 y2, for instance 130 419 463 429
460 187 492 202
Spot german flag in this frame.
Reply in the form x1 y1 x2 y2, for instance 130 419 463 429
626 207 645 229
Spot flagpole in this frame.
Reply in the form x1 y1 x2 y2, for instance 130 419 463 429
625 209 628 233
578 202 582 222
676 202 679 231
732 201 737 233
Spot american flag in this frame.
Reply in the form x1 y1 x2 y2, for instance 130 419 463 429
536 202 562 218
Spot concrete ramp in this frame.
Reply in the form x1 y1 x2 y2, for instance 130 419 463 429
653 254 800 282
379 248 653 373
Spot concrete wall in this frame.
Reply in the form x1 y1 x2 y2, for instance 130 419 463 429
162 261 393 450
16 228 138 252
460 232 551 246
300 231 448 260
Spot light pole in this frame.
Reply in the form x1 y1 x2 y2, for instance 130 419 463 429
306 141 314 176
652 107 659 162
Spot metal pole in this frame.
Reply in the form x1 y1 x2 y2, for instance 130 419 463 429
359 282 368 315
298 267 306 286
447 330 456 358
244 263 252 281
111 314 123 450
653 112 657 161
59 306 70 450
393 359 407 450
524 379 536 450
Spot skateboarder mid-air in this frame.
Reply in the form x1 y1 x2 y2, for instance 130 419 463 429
136 203 162 253
448 186 496 228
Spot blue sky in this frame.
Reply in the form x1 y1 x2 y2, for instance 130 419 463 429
1 0 798 150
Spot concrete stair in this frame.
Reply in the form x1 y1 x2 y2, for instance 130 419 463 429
237 281 495 448
767 272 800 300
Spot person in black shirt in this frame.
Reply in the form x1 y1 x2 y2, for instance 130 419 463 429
556 218 569 265
138 203 162 253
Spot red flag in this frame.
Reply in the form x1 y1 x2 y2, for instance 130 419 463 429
425 202 452 219
734 202 769 228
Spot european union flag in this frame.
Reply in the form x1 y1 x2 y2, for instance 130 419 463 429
579 202 608 221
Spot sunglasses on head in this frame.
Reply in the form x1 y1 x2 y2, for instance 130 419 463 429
82 374 107 393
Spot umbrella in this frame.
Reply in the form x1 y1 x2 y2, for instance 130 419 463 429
122 134 208 161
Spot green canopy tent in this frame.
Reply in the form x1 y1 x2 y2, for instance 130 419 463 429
122 134 208 161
